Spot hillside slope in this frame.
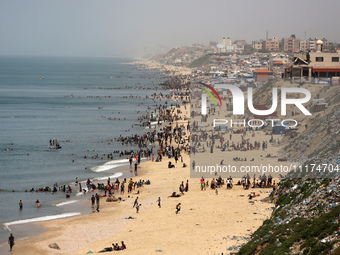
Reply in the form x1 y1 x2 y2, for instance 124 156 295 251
237 81 340 255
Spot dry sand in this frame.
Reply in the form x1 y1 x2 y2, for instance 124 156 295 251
11 104 284 255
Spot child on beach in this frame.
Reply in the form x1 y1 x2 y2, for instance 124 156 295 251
136 204 141 213
176 203 181 214
121 241 126 250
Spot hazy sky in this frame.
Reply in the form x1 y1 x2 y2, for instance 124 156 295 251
1 0 339 58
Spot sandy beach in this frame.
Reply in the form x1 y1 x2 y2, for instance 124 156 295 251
131 60 192 76
5 100 287 255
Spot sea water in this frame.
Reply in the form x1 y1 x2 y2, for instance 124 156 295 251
0 56 170 245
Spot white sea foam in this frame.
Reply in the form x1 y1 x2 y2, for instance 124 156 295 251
91 158 130 172
96 172 123 181
4 212 81 231
55 200 78 207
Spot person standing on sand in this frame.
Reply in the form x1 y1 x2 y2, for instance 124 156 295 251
8 233 14 251
120 182 125 194
157 197 161 208
95 193 100 212
19 200 23 210
136 203 141 213
176 203 181 214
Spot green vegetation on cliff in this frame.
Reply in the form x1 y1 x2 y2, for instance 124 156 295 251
188 55 210 68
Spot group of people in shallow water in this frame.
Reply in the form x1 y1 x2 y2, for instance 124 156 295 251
28 183 73 194
17 199 40 210
49 139 60 148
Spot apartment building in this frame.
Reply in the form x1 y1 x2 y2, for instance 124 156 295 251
265 38 280 52
282 34 300 52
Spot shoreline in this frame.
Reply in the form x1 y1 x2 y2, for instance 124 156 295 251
6 60 285 254
9 98 282 255
0 59 176 251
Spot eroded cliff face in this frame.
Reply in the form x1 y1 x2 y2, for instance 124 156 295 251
237 81 340 255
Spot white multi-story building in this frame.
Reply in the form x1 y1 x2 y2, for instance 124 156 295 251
217 37 234 53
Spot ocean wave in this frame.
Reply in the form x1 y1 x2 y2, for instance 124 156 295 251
4 212 81 231
76 192 84 196
55 200 79 207
96 172 123 181
90 158 130 172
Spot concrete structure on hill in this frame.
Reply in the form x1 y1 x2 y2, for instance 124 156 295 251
233 40 246 53
284 40 340 82
217 37 234 53
252 40 264 50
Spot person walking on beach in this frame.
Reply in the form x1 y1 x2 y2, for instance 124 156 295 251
133 197 139 208
19 200 23 210
176 203 181 214
8 233 14 251
157 197 161 208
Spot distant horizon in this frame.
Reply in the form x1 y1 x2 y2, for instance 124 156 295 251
0 54 139 60
1 0 340 59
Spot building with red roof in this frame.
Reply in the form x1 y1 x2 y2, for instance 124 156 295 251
253 69 273 82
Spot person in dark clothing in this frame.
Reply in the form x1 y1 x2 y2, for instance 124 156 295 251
8 233 14 251
91 195 95 208
176 203 181 214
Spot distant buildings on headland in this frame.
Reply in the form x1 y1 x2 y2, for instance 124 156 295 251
151 33 340 86
252 34 336 53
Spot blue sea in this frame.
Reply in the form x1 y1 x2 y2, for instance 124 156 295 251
0 56 170 246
